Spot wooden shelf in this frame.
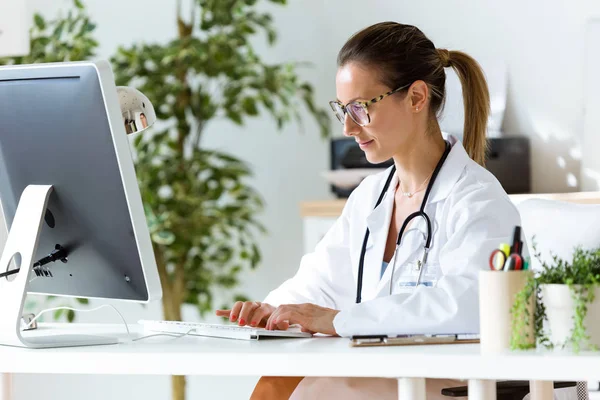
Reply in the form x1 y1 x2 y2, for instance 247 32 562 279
300 200 347 217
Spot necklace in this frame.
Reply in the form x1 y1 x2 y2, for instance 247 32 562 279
399 169 435 198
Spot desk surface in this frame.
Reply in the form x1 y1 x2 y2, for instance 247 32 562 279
2 323 600 381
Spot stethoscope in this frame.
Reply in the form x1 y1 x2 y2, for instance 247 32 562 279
355 140 452 304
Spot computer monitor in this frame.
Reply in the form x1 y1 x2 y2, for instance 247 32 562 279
0 60 162 348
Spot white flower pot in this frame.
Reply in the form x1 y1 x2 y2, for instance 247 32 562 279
541 284 600 349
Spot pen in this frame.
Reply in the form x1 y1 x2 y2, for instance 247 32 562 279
510 226 522 255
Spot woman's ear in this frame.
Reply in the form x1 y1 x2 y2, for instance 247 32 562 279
408 80 429 112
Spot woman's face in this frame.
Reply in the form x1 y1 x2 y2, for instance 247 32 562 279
334 63 423 164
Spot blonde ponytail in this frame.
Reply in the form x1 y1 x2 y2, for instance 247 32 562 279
439 49 490 166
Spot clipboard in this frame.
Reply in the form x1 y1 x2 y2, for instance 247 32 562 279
349 334 480 347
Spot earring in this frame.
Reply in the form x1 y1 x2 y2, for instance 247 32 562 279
416 107 419 111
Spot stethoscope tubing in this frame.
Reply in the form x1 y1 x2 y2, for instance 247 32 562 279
355 141 451 304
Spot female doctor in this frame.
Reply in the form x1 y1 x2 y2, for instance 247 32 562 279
216 21 521 399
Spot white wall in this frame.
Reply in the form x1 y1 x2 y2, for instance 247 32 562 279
11 0 600 399
0 0 28 57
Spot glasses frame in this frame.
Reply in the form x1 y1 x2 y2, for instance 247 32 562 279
329 83 412 127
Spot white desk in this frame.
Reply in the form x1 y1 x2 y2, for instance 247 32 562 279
0 323 597 400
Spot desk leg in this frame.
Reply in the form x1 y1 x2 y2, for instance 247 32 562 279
469 379 496 400
0 373 11 400
530 380 553 400
397 378 426 400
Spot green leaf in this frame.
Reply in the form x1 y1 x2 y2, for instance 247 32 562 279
34 14 46 30
74 0 84 9
53 20 66 38
267 29 277 45
37 37 51 46
54 309 64 320
66 309 76 322
241 98 258 116
84 22 96 33
76 297 89 305
226 110 243 125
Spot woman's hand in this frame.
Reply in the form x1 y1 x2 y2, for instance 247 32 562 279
265 303 340 336
216 301 275 327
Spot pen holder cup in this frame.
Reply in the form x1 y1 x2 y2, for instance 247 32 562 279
479 270 534 353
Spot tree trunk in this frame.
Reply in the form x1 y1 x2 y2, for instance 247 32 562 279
162 272 185 400
172 375 186 400
167 7 193 400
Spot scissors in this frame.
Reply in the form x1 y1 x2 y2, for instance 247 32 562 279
489 250 523 271
489 249 507 271
489 243 524 271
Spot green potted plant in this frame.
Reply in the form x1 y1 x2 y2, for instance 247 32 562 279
510 241 600 353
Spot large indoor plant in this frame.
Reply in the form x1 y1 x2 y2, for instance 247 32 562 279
111 1 329 399
1 1 330 399
510 241 600 352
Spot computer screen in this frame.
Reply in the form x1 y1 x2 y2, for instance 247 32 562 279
0 60 161 303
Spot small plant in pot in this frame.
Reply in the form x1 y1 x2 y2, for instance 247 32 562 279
510 240 600 353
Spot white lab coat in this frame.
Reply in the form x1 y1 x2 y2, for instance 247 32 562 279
262 135 526 399
264 135 521 338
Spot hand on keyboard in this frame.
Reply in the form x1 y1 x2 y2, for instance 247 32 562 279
216 301 341 336
216 301 275 328
265 303 340 336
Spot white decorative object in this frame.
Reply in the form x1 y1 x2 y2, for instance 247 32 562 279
542 284 600 349
0 0 29 57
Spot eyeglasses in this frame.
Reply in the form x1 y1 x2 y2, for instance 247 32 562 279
329 83 411 127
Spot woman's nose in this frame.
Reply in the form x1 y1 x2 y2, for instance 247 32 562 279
343 115 360 137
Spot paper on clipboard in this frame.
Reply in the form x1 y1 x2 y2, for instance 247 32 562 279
349 334 480 347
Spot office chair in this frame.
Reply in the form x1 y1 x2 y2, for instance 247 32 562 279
440 381 588 400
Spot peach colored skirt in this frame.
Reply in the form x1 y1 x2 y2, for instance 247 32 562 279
289 377 466 400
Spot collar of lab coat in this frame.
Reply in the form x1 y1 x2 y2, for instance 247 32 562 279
359 135 469 300
365 134 469 237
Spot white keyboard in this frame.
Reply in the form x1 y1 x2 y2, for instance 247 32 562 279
138 319 313 341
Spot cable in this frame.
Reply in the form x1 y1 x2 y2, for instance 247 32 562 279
0 268 19 279
0 244 69 280
33 244 68 268
26 304 130 338
132 329 195 342
26 304 195 343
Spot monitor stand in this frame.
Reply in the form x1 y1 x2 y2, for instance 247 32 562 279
0 185 118 348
